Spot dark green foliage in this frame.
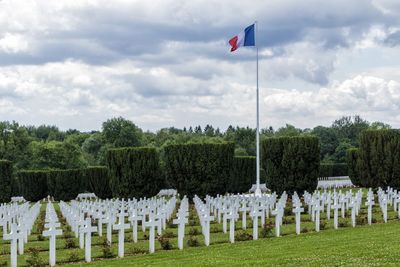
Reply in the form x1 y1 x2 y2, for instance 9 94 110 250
26 248 46 267
164 143 235 197
235 230 253 241
357 130 400 188
262 136 320 195
260 223 274 238
229 156 266 193
187 236 200 247
0 160 12 202
47 169 85 201
64 238 78 249
319 163 348 177
102 117 143 147
320 220 327 230
67 251 80 262
347 148 361 186
81 166 112 199
158 236 173 250
106 147 163 198
17 170 48 201
188 227 200 235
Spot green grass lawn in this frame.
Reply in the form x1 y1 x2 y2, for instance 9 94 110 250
1 192 399 266
65 220 400 267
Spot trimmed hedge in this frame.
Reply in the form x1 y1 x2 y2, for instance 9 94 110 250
228 156 267 193
357 130 400 188
106 147 163 198
164 143 235 197
319 163 348 178
17 170 48 201
47 169 85 201
346 148 361 187
262 136 320 195
81 166 112 199
17 167 112 201
229 156 255 193
0 160 12 203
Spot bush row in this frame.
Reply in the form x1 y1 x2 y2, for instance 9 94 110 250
262 136 320 195
14 166 111 201
347 129 400 188
2 137 322 201
106 147 163 199
319 163 348 178
163 143 235 198
0 160 12 203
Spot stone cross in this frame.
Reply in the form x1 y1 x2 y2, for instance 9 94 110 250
239 202 250 230
128 211 142 243
271 208 281 237
314 201 323 232
331 201 340 229
226 208 238 243
3 223 20 267
43 222 62 267
251 207 261 240
326 194 332 220
16 223 25 255
173 215 188 250
381 197 388 223
96 210 104 237
113 211 130 258
144 214 158 253
222 209 228 234
77 218 86 249
349 200 356 227
80 218 97 262
202 212 214 246
292 205 304 235
104 211 115 244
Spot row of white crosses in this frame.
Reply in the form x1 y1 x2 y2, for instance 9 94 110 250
194 192 285 243
303 189 365 231
60 195 177 257
60 201 97 262
42 201 63 266
173 196 189 250
2 201 41 267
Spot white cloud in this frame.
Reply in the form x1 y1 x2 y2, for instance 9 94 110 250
0 33 29 53
0 1 399 130
263 75 400 128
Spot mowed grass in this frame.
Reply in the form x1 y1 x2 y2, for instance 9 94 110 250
1 191 400 266
65 220 400 267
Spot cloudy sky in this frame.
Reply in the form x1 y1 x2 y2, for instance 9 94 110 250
0 0 400 131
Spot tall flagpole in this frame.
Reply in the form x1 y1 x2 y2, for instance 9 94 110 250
255 20 261 197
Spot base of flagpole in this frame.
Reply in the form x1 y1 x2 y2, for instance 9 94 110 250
254 188 262 197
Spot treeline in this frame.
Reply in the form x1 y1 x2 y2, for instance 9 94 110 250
0 138 321 201
0 115 391 171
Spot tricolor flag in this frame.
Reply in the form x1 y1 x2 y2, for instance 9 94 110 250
229 24 255 52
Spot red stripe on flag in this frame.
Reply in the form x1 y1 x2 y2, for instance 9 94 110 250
229 36 238 52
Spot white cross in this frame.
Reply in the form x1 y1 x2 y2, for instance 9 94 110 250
201 212 214 246
113 213 130 258
3 223 21 267
43 224 62 267
173 215 188 250
292 205 304 235
144 215 159 253
128 211 142 243
80 218 97 263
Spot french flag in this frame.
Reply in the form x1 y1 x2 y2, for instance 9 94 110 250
229 24 255 52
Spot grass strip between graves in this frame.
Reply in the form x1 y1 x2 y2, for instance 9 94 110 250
63 220 400 267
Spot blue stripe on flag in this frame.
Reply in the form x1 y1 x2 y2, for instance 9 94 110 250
244 24 255 46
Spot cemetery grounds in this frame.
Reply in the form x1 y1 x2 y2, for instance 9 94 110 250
1 188 400 267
